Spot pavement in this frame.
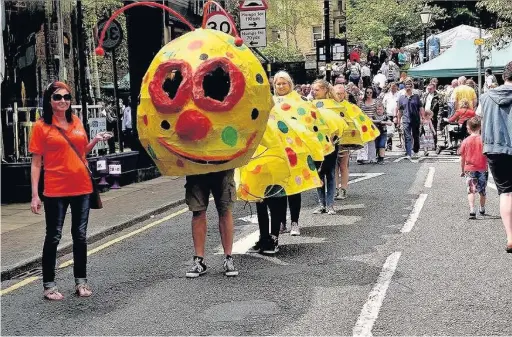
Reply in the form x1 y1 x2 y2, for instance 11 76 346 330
1 176 186 280
2 139 511 335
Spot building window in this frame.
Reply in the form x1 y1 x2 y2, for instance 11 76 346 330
337 0 346 11
313 26 323 46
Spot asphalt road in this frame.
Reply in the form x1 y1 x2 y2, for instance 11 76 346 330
2 153 511 336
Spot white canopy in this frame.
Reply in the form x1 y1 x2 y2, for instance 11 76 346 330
405 24 490 51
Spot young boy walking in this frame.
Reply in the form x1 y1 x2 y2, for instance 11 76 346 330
459 117 488 219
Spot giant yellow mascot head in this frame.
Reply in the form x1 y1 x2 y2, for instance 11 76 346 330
96 2 272 177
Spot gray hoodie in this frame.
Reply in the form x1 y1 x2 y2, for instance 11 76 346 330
481 84 512 155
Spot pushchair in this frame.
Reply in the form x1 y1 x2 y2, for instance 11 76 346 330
436 118 468 155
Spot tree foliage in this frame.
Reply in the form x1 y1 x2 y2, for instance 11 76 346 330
345 0 445 50
478 0 512 49
264 0 322 61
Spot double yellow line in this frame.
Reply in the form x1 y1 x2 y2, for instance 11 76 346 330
1 207 189 296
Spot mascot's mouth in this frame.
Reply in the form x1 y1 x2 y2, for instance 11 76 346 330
158 132 258 165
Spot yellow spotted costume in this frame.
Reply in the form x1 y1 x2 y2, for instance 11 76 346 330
236 111 322 202
137 29 273 176
313 99 380 149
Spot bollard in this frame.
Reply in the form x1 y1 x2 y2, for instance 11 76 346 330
96 157 109 188
108 160 122 189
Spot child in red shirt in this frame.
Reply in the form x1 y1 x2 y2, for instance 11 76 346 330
459 117 488 219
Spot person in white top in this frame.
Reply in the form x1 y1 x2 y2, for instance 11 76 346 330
373 70 387 90
122 98 132 148
361 62 371 88
484 68 497 93
383 82 399 118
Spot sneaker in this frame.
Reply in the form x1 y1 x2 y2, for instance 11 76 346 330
469 212 477 220
247 239 262 253
223 255 239 277
290 222 301 236
479 207 486 216
336 188 347 200
186 256 207 278
335 188 340 198
313 206 326 214
327 207 336 215
280 222 290 234
261 235 279 254
411 152 419 159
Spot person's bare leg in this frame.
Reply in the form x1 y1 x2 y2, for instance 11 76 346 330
500 193 512 246
218 210 234 256
468 193 475 213
341 154 349 189
479 193 486 208
379 148 386 158
192 211 207 257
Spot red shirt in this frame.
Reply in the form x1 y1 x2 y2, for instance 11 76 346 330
448 108 475 125
29 115 92 197
460 134 488 172
350 50 361 63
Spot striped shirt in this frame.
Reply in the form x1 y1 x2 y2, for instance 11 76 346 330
360 100 377 119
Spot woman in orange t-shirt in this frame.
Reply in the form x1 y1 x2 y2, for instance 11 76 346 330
29 82 112 300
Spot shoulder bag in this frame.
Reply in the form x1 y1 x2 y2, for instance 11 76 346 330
53 126 103 209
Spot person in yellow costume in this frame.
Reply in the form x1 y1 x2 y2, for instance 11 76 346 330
310 79 346 215
271 71 329 235
96 1 274 278
236 112 322 254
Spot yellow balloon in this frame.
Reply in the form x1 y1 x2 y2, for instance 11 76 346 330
273 91 335 156
137 29 272 176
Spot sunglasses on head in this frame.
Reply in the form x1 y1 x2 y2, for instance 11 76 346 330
52 94 72 101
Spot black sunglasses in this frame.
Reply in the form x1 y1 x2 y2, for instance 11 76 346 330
52 94 72 101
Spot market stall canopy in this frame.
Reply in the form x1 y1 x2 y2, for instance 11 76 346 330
408 40 512 78
405 24 489 51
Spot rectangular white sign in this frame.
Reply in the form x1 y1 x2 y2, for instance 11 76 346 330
239 10 266 30
240 28 267 48
89 117 108 151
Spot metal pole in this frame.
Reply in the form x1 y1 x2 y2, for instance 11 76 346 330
112 49 124 153
76 0 89 134
324 0 331 82
423 27 427 64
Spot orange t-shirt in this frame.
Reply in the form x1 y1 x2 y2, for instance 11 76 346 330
29 115 93 197
460 134 488 172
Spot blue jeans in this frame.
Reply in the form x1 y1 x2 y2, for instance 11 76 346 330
42 194 90 288
316 159 336 207
403 122 420 156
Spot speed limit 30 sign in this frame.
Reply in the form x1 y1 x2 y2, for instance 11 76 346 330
205 12 233 35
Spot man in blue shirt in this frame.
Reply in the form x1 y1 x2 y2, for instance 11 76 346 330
396 79 425 159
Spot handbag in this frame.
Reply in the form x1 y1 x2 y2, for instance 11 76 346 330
53 126 103 209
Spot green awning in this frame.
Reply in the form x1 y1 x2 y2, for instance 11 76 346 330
408 40 512 78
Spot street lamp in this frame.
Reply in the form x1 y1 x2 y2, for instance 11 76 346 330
420 6 432 64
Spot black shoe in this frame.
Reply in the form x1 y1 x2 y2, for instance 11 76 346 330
479 207 486 216
469 212 477 220
223 255 239 277
247 239 262 253
186 256 207 278
261 235 279 255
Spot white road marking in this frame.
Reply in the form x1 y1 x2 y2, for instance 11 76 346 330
231 230 260 255
424 167 435 188
337 203 365 210
348 173 385 185
393 156 407 163
353 251 402 337
401 194 428 233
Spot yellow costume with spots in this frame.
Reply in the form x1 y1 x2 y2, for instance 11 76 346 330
313 99 379 149
137 28 272 176
312 99 349 145
236 111 322 202
273 91 335 157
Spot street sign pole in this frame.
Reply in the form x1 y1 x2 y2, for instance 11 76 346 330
324 0 331 82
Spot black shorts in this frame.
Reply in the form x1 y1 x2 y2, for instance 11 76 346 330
486 153 512 195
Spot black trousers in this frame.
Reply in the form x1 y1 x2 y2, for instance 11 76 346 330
286 193 301 223
42 195 90 288
256 197 287 238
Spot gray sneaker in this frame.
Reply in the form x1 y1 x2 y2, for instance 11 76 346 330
313 207 327 214
223 256 239 277
336 188 347 200
280 222 290 234
290 222 301 236
327 207 336 215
